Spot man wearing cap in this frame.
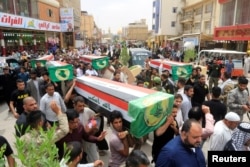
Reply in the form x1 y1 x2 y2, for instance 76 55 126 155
224 122 250 151
151 76 164 92
161 73 175 94
227 76 250 121
209 112 240 151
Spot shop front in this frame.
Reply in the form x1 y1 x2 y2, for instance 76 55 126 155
0 11 61 56
214 24 249 51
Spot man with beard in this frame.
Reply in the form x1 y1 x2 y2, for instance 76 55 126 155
34 61 47 77
10 79 30 118
26 70 43 105
70 96 107 163
227 76 250 121
156 119 206 167
152 105 179 163
161 73 175 94
192 74 210 107
219 72 235 105
181 85 194 121
15 96 38 137
186 68 198 86
208 58 221 93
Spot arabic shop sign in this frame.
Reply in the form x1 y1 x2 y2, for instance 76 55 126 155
218 0 230 4
214 25 250 41
0 12 61 32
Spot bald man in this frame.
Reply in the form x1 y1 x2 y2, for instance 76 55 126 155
15 96 38 137
156 119 206 167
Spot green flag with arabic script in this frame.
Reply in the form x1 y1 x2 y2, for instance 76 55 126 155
128 92 174 138
92 56 109 70
47 61 73 82
171 64 192 81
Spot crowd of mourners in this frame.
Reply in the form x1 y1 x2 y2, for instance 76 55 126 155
0 45 250 167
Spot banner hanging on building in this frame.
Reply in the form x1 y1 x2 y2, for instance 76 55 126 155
0 12 61 32
60 8 74 32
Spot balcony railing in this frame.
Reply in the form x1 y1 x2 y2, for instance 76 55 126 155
180 14 193 23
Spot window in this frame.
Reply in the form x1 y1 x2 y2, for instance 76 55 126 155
153 13 155 18
0 0 5 12
194 22 201 30
205 21 211 30
172 7 177 13
47 9 53 17
19 0 29 16
236 0 250 24
184 24 191 31
195 7 202 15
221 0 235 26
171 21 176 27
205 3 213 13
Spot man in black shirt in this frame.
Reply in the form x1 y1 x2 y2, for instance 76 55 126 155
35 61 47 77
161 73 175 94
0 136 15 167
15 96 38 137
152 105 179 163
203 86 227 123
208 59 221 93
10 79 30 118
0 67 17 111
192 74 210 107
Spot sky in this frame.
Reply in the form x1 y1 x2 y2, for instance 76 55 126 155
81 0 152 34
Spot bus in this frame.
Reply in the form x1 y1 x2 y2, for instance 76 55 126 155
128 48 152 67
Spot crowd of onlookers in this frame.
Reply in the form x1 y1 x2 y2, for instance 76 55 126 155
0 45 250 167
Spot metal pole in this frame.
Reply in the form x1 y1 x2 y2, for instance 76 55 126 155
13 0 16 15
198 33 201 53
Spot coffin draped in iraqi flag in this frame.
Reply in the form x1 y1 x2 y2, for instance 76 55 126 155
150 59 193 81
79 55 109 70
30 54 54 68
46 61 73 82
75 76 174 138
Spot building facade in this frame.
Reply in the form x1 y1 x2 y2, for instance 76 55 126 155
58 0 81 49
122 19 149 42
180 0 220 50
151 0 184 50
214 0 250 51
79 11 102 49
0 0 61 55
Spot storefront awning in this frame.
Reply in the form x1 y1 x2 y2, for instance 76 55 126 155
183 33 213 41
168 36 182 41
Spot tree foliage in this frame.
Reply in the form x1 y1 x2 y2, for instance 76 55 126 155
15 125 69 167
